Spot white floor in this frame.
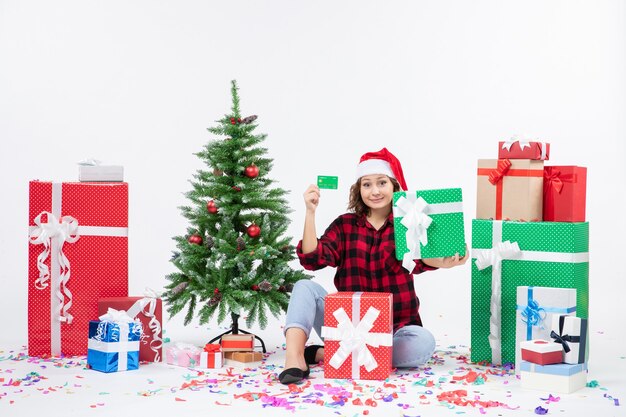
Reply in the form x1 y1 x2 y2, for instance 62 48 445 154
1 325 624 417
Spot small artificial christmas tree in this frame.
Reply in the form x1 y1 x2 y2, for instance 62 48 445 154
165 80 310 337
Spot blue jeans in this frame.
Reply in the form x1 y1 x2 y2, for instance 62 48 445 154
284 280 436 368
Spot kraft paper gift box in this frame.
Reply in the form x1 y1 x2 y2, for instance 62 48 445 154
224 351 262 367
515 286 576 368
28 181 129 357
200 344 223 368
392 188 465 270
470 219 589 365
550 315 588 365
165 343 201 367
520 340 563 366
543 166 588 222
476 159 544 221
220 334 255 352
87 309 141 373
498 140 550 160
321 292 393 380
98 295 163 362
520 361 587 394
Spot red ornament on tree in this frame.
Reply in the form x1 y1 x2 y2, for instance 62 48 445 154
232 186 241 192
214 288 220 295
251 285 260 291
244 164 260 179
206 200 218 214
188 234 203 245
247 224 261 238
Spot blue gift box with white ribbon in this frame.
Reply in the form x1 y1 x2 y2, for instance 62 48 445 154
87 309 142 373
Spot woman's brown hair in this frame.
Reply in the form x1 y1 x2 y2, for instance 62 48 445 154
347 176 401 217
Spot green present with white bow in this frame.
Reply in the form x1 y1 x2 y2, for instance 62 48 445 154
392 188 466 271
470 219 589 365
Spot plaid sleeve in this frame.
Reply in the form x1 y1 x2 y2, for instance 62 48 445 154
411 259 438 274
296 217 344 271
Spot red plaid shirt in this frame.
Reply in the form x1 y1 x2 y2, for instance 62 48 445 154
297 212 436 331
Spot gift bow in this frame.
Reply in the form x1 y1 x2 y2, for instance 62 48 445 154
395 195 433 271
521 299 547 329
322 306 393 373
474 240 521 271
125 288 164 362
203 343 221 353
29 211 80 324
543 169 574 195
99 307 135 323
549 330 579 353
488 159 512 185
501 139 531 152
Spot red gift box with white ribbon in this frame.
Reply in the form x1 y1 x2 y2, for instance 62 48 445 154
28 181 129 356
321 292 393 380
98 293 163 362
498 139 550 160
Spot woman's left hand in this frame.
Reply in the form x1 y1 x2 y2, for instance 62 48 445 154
422 245 469 269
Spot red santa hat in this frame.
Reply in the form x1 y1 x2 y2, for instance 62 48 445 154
356 147 408 191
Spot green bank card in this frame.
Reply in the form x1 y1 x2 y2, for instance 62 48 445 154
317 175 338 189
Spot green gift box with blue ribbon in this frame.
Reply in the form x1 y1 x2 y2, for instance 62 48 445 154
471 219 589 365
515 286 577 369
393 188 465 271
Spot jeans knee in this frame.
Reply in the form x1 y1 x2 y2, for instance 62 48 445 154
392 326 436 368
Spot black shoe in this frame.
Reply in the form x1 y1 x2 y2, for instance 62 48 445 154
304 344 324 365
278 365 310 384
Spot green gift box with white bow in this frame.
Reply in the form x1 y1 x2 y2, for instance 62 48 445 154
470 219 589 365
392 188 466 270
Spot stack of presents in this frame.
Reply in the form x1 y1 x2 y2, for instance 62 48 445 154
26 165 262 373
472 139 589 393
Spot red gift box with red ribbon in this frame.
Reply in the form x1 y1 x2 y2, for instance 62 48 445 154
321 292 393 380
98 296 163 362
543 166 587 222
476 159 544 221
28 181 129 357
498 140 550 160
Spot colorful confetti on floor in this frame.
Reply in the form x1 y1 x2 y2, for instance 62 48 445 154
0 343 623 417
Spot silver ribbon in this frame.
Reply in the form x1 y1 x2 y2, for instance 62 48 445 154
125 288 163 362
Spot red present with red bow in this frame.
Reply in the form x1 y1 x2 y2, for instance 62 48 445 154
321 292 393 380
543 166 587 222
476 159 544 221
498 140 550 160
98 295 163 362
28 181 129 357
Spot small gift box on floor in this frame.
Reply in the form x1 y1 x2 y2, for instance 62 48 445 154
165 343 201 367
392 188 465 270
498 139 550 160
321 292 393 380
476 159 544 221
87 309 142 373
224 351 262 367
98 293 163 362
520 361 587 394
200 344 223 368
220 334 255 352
550 315 588 365
543 166 587 222
520 340 563 365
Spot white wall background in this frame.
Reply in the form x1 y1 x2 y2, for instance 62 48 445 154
1 1 624 349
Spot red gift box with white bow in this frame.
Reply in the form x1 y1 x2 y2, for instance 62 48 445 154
321 292 393 380
28 181 129 356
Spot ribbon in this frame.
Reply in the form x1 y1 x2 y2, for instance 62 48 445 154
125 288 163 362
393 193 464 271
321 292 393 378
28 182 129 356
94 308 141 371
77 158 102 166
543 169 577 195
472 221 589 364
516 287 576 342
550 316 584 363
477 162 543 220
204 343 221 353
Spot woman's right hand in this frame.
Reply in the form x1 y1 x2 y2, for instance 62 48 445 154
303 184 321 212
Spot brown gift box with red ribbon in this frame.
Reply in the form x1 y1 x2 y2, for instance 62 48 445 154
476 159 544 221
543 166 587 222
220 334 255 352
